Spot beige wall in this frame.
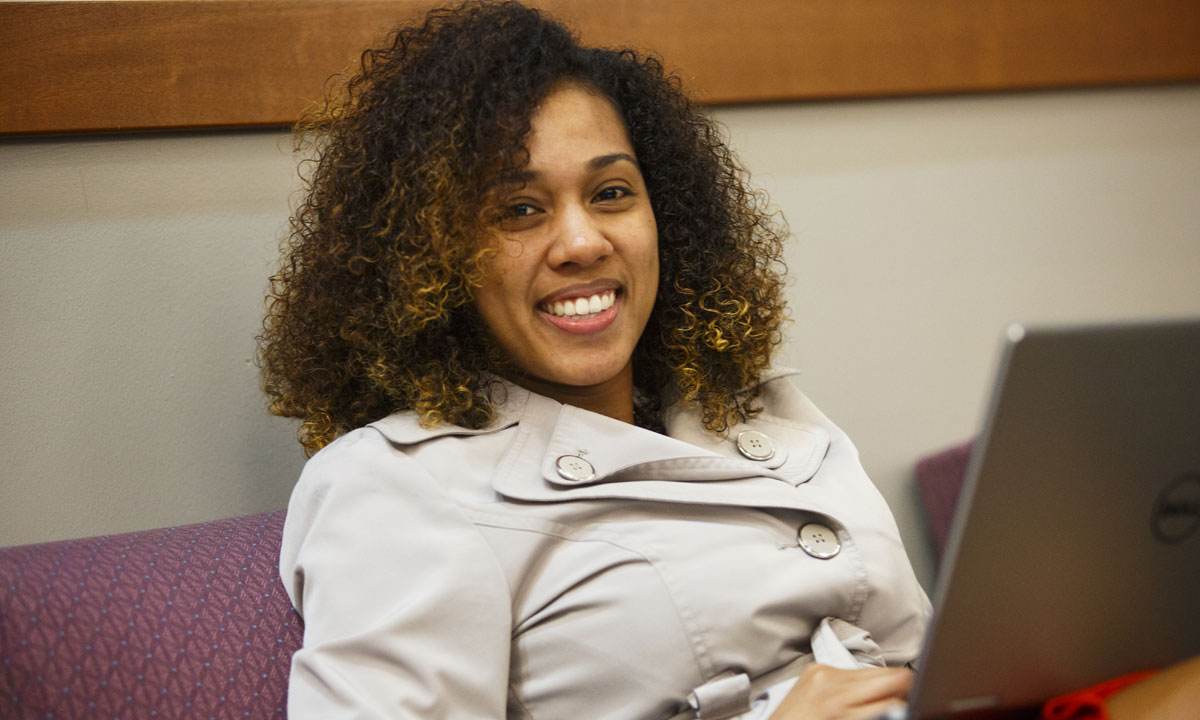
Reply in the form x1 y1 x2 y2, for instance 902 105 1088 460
0 131 306 546
2 84 1199 589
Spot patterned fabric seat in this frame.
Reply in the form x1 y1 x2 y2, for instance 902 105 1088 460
915 440 974 559
0 511 301 719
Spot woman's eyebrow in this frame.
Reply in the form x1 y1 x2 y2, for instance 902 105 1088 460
500 152 641 187
589 152 639 170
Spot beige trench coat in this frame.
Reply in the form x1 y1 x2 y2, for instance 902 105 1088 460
279 369 931 719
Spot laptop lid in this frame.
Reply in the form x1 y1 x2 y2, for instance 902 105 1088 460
908 318 1200 718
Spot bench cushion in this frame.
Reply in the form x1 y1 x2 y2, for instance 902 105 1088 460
0 510 301 718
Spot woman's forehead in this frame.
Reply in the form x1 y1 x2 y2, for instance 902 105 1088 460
524 85 633 161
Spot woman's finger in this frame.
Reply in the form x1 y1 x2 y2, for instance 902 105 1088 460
772 664 915 719
835 665 914 705
842 697 909 720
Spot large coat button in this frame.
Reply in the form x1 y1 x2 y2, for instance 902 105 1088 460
797 522 841 559
555 455 596 483
735 430 776 461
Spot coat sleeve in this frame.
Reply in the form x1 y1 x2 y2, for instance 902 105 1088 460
278 428 513 720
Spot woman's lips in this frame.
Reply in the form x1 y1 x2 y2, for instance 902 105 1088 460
540 289 616 317
538 290 620 334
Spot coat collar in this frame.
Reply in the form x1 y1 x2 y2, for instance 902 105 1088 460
367 377 528 444
368 370 834 514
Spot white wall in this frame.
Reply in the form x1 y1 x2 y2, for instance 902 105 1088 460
2 85 1199 589
0 131 306 546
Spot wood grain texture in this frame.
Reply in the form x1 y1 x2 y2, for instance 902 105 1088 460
3 0 1199 135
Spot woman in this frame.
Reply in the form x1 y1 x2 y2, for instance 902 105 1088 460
258 2 1094 718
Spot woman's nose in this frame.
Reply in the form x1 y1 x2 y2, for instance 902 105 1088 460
547 209 613 269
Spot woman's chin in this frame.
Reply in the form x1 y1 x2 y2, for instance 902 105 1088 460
524 358 632 393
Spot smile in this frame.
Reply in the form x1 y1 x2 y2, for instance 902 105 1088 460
540 290 616 319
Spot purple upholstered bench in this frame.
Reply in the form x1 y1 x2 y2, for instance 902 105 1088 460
0 510 301 719
915 440 974 559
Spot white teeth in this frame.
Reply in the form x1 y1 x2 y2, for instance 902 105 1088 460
542 291 616 318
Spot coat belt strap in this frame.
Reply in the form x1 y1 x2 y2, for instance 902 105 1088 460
687 671 752 719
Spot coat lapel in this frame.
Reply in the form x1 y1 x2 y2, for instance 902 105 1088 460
491 388 835 515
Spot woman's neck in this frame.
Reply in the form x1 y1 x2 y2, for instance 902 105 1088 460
508 362 635 424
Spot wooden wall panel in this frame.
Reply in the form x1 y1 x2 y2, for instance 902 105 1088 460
0 1 421 134
2 0 1199 135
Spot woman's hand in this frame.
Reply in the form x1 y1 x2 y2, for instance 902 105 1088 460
769 663 914 720
1108 654 1200 720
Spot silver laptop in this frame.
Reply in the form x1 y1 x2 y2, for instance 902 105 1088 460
906 318 1200 718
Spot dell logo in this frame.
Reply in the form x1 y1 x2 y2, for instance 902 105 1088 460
1152 474 1200 544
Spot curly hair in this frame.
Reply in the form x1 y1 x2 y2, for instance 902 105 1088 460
259 0 788 455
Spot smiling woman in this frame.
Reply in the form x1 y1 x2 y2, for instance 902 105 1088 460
259 1 788 452
258 2 932 719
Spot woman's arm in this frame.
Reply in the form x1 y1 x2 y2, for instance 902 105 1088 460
1108 655 1200 720
279 428 513 719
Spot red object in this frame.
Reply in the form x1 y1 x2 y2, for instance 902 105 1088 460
1041 670 1159 719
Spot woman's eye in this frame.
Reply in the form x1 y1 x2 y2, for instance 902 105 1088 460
595 186 631 202
497 201 543 230
507 203 539 218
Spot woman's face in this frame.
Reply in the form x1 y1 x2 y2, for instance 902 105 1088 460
473 81 659 395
